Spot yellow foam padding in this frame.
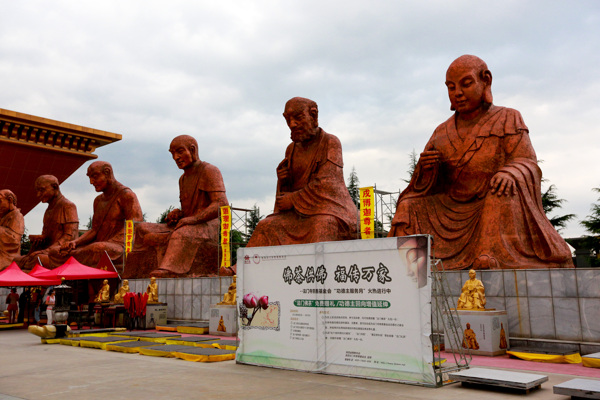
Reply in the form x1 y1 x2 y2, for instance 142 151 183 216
80 339 134 350
156 325 178 332
582 357 600 368
165 339 197 346
173 352 236 362
507 351 582 364
139 347 176 357
138 337 173 344
431 359 447 367
0 323 23 329
105 344 144 354
68 332 112 338
176 326 209 334
194 342 218 349
41 338 62 344
211 343 238 351
60 339 81 346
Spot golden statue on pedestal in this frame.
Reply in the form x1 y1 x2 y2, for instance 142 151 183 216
218 275 237 305
95 279 110 303
114 279 130 303
457 269 486 310
147 277 159 303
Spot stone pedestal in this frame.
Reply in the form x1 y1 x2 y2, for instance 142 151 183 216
146 303 167 329
209 304 238 336
445 309 509 356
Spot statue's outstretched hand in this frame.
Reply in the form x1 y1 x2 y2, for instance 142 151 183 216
490 172 516 196
60 241 76 255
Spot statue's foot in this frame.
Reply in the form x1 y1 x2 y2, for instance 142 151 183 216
473 255 499 269
219 266 236 276
149 268 178 278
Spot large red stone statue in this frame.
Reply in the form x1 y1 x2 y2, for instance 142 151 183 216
49 161 143 268
389 55 573 270
0 190 25 270
15 175 78 270
246 97 358 247
134 135 228 277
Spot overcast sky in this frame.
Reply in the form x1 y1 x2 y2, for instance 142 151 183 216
2 1 599 239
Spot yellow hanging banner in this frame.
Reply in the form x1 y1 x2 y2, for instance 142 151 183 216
220 206 232 267
124 220 134 257
359 186 375 239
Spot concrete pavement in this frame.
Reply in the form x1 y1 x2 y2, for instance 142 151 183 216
0 329 590 400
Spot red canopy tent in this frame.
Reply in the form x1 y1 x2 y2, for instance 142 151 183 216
28 263 52 278
0 262 61 286
35 257 118 280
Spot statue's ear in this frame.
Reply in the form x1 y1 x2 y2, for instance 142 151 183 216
309 107 319 125
482 70 493 104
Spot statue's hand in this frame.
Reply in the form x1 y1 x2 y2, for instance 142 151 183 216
275 194 293 211
276 166 290 181
490 172 516 196
60 241 76 255
419 150 441 170
174 216 196 230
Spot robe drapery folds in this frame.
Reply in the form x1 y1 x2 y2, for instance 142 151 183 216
389 106 573 270
247 129 358 247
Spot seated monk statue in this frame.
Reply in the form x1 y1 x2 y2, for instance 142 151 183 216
15 175 78 270
246 97 358 248
218 275 236 305
114 279 129 303
0 190 25 270
95 279 110 302
147 277 159 303
49 161 143 268
136 135 228 277
388 55 573 270
457 269 486 310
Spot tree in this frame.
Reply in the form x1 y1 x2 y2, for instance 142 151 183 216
246 204 263 240
346 166 360 208
156 205 175 223
403 149 418 184
581 186 600 235
541 184 576 232
20 228 30 256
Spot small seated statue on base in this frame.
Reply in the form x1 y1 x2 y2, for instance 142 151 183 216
147 276 159 303
114 279 129 303
218 275 237 305
95 279 110 303
457 269 486 310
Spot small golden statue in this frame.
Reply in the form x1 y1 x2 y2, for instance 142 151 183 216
462 323 480 350
147 277 159 303
114 279 130 303
218 275 237 305
457 269 486 310
94 279 110 303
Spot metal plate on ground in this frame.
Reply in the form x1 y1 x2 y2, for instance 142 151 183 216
77 336 137 343
107 341 164 349
553 378 600 399
448 368 548 390
109 332 181 338
584 352 600 359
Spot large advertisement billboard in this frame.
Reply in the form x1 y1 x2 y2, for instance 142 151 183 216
237 236 435 386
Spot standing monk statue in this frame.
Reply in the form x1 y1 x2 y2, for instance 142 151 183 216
388 55 573 270
246 97 358 247
49 161 143 268
0 190 25 270
140 135 228 277
15 175 78 270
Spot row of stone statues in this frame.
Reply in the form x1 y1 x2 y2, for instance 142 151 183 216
1 55 573 277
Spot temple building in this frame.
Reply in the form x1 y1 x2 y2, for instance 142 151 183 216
0 108 121 215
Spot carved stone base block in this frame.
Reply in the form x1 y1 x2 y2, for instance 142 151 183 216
146 303 168 329
209 304 238 336
445 309 510 356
